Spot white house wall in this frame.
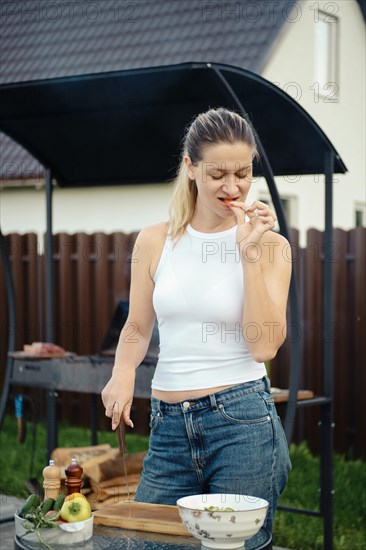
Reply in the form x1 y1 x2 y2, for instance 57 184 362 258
0 184 172 244
260 0 365 244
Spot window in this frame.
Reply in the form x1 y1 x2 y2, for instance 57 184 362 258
355 203 365 227
314 10 339 100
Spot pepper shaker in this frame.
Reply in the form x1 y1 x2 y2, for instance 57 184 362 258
65 457 83 495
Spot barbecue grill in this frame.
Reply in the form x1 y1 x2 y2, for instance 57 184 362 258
8 300 159 453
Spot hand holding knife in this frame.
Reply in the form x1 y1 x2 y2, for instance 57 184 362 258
105 397 134 505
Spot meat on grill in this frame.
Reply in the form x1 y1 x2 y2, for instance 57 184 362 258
23 342 66 356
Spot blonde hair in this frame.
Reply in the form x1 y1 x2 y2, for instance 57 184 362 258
167 107 260 244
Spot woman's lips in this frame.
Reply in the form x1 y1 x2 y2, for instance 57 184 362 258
218 197 239 207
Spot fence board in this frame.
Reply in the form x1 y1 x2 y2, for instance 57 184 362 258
93 233 111 351
351 227 366 458
332 229 351 454
24 233 39 344
9 234 26 348
76 233 93 355
56 233 74 352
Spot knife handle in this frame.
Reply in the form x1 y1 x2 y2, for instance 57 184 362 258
117 421 128 455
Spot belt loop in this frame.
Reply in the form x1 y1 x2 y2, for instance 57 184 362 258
209 393 218 411
264 375 271 392
153 397 163 418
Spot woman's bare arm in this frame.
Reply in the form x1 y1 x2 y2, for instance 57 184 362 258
228 199 292 362
241 231 292 362
101 226 157 429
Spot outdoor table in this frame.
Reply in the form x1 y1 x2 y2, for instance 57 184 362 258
14 524 272 549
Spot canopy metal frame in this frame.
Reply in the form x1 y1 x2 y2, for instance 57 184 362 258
0 62 346 550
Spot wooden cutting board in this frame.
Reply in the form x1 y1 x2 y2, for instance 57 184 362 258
93 501 191 536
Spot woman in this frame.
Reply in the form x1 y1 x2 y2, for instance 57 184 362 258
101 107 292 547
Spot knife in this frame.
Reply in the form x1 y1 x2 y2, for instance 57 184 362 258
116 420 132 505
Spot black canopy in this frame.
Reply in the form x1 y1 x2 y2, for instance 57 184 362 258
0 61 346 186
0 61 346 482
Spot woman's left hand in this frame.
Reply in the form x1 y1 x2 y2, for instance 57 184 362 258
228 200 277 252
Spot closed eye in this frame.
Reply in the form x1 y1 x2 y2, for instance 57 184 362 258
211 174 249 180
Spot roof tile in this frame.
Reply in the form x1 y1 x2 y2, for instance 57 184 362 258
1 0 297 180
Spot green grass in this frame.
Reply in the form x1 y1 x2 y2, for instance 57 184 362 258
274 442 366 549
1 416 365 549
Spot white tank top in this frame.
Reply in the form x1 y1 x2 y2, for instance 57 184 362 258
151 223 266 390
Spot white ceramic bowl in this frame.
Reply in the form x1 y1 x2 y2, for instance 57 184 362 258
176 494 269 549
15 512 93 548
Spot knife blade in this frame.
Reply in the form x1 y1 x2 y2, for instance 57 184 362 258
116 420 132 505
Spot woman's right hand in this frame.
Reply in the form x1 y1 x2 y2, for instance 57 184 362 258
101 368 136 430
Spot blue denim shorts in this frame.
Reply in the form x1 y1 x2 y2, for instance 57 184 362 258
134 376 291 546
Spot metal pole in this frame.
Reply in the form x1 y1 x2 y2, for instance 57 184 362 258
323 150 334 402
209 65 301 444
46 390 58 461
45 168 54 343
90 394 99 445
321 150 334 550
0 228 17 427
44 168 57 460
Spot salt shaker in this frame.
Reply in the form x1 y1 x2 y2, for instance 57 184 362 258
42 459 61 499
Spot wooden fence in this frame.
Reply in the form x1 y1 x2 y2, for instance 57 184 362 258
0 227 365 459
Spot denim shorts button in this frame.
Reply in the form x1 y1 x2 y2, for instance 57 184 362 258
183 401 190 409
